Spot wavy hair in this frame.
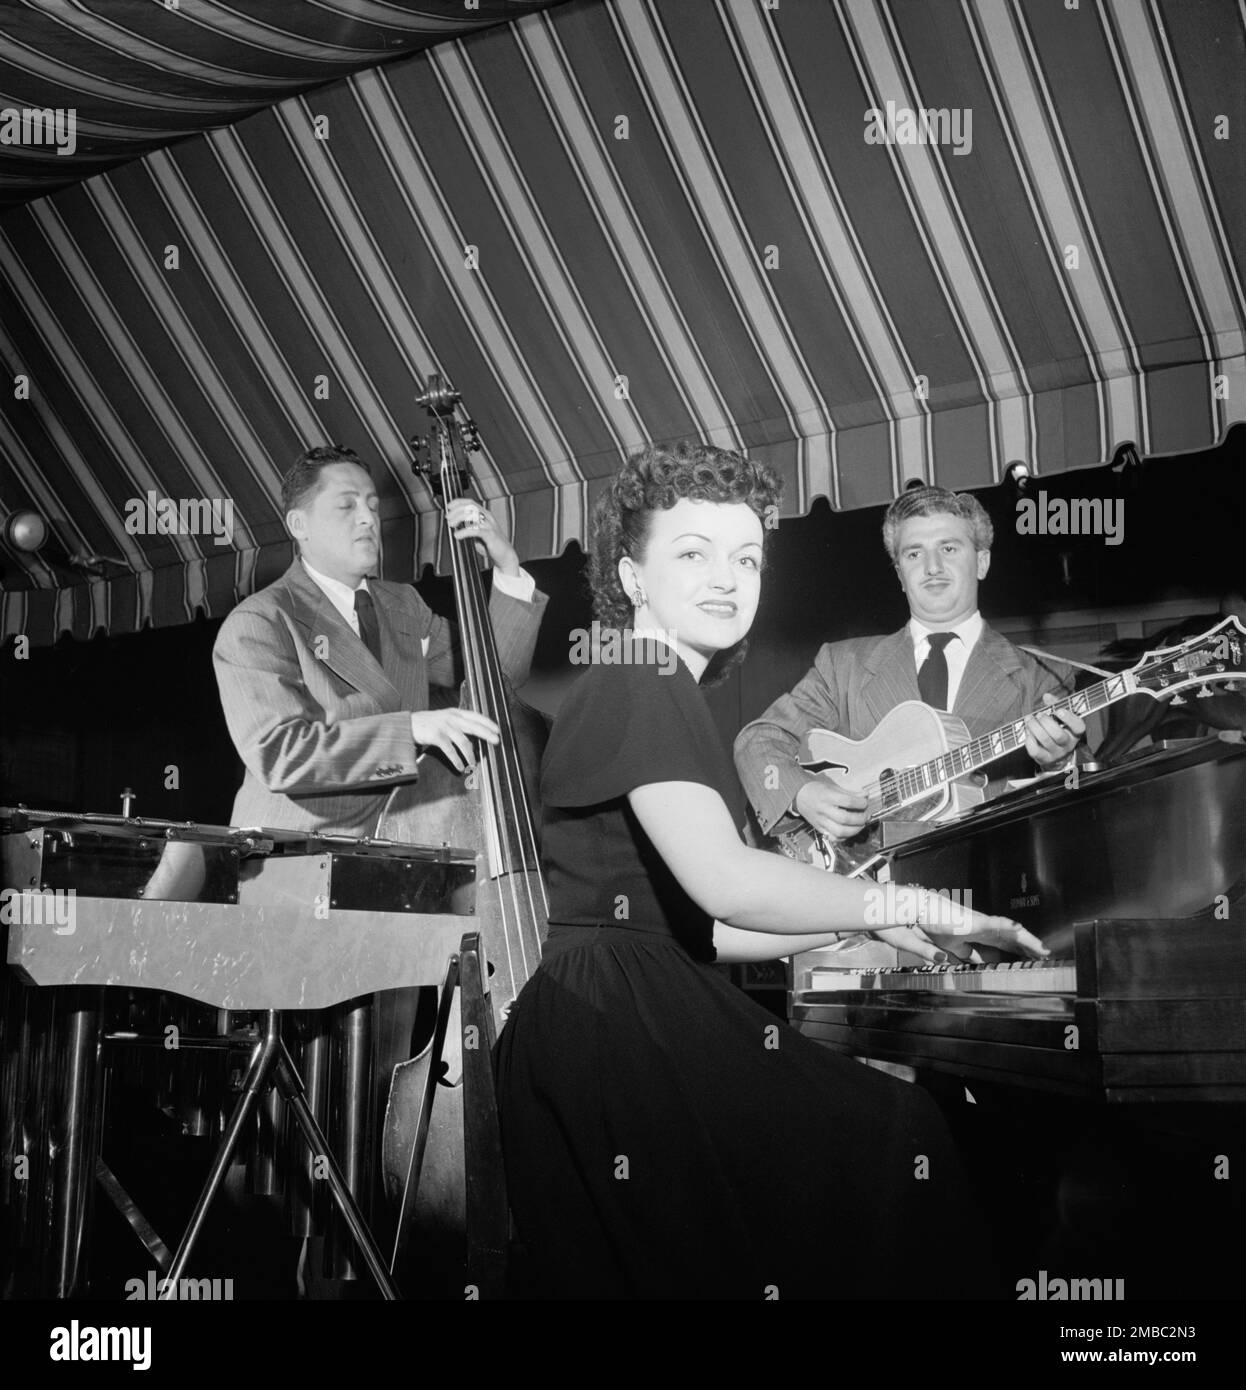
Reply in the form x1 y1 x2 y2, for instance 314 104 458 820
588 441 782 681
881 485 993 562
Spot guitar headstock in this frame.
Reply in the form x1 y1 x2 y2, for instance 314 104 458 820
1132 616 1246 701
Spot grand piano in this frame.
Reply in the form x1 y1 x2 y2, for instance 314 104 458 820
790 736 1246 1102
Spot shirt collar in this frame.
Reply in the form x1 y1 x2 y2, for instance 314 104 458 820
908 610 983 651
301 557 369 606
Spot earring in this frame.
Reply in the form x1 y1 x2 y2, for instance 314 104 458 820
631 588 647 609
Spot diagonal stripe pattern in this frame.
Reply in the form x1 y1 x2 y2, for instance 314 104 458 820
0 0 1242 645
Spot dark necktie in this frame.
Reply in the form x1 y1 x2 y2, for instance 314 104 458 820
354 587 383 666
917 631 956 710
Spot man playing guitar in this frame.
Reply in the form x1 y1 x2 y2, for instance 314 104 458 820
734 485 1085 860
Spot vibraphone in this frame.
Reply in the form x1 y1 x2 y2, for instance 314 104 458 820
0 807 478 1298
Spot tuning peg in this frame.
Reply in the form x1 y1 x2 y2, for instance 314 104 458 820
1196 684 1215 698
1170 693 1186 705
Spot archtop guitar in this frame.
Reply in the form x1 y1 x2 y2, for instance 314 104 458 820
782 617 1246 874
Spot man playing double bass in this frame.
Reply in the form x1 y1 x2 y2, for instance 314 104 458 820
211 444 546 1290
214 445 546 839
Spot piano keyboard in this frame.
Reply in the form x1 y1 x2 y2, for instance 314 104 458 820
808 958 1076 994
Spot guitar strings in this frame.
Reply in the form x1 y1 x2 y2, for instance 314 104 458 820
862 676 1131 809
858 627 1240 810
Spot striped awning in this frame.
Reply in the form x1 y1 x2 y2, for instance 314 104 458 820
0 0 569 210
1 0 1243 645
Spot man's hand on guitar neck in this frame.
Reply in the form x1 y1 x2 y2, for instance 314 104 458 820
793 777 868 842
1024 691 1085 769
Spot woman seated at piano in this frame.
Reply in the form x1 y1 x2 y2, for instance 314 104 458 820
494 442 1047 1300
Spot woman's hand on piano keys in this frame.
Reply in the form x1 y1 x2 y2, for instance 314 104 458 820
868 924 951 964
867 889 1048 964
868 914 1046 966
922 912 1049 963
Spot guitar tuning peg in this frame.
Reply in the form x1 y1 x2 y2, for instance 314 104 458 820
1170 693 1186 705
1196 684 1215 698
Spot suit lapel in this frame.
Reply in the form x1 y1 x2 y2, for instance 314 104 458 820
372 585 423 711
282 562 400 703
955 625 1024 731
862 628 920 726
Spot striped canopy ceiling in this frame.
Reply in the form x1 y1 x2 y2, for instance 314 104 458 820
0 0 568 210
0 0 1243 645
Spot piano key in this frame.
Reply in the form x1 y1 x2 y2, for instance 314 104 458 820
807 959 1077 994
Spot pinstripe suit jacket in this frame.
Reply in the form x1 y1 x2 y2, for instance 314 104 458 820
213 560 547 839
734 625 1069 837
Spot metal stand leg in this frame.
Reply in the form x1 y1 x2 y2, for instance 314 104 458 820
327 997 372 1279
288 1014 327 1236
161 1010 398 1301
95 1158 172 1272
276 1047 393 1297
50 988 105 1297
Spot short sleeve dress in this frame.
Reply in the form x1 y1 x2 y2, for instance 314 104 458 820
494 644 991 1300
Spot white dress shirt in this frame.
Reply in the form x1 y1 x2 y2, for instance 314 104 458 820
907 610 984 711
302 558 535 657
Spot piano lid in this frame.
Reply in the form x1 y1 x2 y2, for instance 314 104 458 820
881 737 1246 953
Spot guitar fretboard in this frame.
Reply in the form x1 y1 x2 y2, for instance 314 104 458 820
869 673 1137 814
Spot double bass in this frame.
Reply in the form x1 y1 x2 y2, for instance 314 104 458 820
375 376 549 1295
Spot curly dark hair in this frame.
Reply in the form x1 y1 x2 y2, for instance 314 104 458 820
588 441 782 680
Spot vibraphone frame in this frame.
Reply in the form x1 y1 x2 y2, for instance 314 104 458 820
1 815 487 1298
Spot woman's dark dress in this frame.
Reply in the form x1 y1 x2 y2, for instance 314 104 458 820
494 648 989 1299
